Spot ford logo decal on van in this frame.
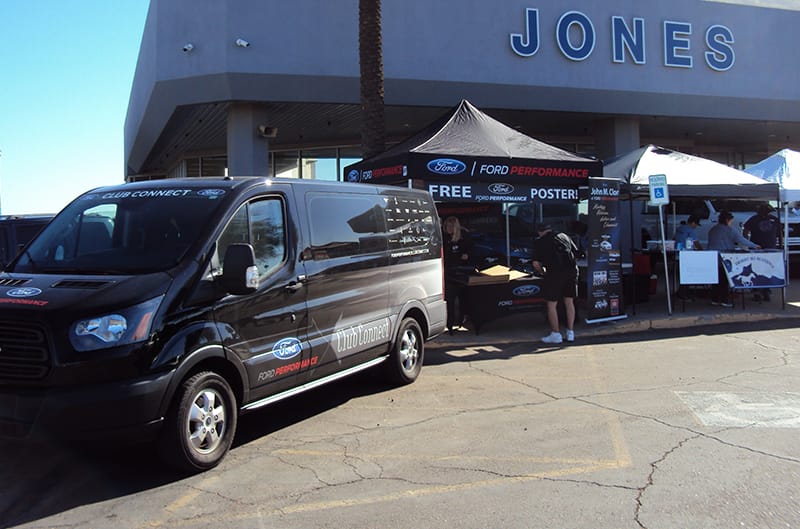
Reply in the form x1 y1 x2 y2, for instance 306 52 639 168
272 337 302 360
197 189 226 197
347 169 361 182
488 183 514 195
6 287 42 298
512 285 540 297
427 158 467 175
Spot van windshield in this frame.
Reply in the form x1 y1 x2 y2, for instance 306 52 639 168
11 188 226 275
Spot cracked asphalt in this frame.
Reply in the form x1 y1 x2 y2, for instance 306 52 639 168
2 322 799 529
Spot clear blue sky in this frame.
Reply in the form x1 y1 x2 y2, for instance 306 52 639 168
0 1 149 215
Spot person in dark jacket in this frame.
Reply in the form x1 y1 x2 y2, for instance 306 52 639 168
743 203 780 301
532 224 578 344
443 216 472 334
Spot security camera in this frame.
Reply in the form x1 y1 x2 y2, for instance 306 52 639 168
235 38 250 48
182 43 194 52
257 125 278 138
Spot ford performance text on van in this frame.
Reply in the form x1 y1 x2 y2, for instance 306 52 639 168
0 177 446 472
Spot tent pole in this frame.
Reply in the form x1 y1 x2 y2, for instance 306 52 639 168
628 194 637 315
505 203 511 268
784 198 790 288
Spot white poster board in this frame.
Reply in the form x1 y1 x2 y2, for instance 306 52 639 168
679 251 718 284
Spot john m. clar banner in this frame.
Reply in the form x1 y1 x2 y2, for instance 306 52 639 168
586 178 627 323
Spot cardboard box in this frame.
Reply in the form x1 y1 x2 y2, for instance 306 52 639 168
466 265 530 285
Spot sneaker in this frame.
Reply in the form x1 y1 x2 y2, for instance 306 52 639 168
541 332 563 344
565 330 575 342
711 300 721 306
719 301 734 308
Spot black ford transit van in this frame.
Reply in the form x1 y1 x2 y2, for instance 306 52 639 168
0 177 446 471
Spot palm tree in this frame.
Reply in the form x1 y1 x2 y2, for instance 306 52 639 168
359 0 386 160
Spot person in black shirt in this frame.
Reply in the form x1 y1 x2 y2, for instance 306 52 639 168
532 224 578 344
443 216 472 334
743 203 780 301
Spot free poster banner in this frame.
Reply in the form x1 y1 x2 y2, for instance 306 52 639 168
586 178 627 323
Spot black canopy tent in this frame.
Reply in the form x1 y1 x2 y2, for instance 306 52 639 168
344 99 602 204
344 100 603 332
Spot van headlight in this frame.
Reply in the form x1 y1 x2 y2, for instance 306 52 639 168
70 296 163 351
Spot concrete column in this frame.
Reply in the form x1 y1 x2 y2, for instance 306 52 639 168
227 103 270 176
594 117 640 161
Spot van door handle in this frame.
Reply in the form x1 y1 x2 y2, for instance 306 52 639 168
285 275 306 292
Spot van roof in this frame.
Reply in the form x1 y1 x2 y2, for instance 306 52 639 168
86 177 422 196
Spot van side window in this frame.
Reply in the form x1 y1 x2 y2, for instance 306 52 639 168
307 194 387 259
385 195 436 250
217 197 286 279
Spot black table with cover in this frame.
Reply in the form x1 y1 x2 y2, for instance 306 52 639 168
456 274 547 334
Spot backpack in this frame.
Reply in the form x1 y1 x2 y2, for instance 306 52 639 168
553 232 577 266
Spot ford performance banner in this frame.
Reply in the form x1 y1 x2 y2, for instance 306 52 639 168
586 178 627 324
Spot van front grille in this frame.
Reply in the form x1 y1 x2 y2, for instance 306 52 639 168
0 321 50 380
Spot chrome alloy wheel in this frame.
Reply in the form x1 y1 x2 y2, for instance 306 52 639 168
398 327 419 373
186 388 228 454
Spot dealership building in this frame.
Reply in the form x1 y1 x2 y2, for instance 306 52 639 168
124 0 800 182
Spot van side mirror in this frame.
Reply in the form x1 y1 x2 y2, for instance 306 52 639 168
221 243 259 295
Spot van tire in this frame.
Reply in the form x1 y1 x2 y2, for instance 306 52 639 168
158 371 238 473
386 317 423 385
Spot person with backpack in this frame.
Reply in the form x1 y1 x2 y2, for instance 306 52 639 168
532 224 579 344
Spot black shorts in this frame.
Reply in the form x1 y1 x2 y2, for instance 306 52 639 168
541 269 578 302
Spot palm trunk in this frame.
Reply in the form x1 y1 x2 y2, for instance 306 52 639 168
359 0 386 160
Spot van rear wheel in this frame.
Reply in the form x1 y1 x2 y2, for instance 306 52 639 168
386 317 423 385
158 371 238 473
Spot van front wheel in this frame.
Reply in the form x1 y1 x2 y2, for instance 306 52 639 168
386 318 423 385
159 371 238 473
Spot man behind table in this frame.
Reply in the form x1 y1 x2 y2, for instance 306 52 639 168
743 203 780 301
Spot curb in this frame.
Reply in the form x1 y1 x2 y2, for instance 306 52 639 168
429 310 800 348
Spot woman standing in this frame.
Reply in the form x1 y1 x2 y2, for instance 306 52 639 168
443 216 472 334
707 210 759 307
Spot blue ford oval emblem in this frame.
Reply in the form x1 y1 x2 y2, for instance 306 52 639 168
512 285 540 297
427 158 466 175
488 183 514 195
347 169 360 182
272 337 302 360
197 189 226 197
7 287 42 298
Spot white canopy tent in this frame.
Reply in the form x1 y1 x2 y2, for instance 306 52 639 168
605 145 779 199
746 148 800 268
604 145 782 313
745 148 800 202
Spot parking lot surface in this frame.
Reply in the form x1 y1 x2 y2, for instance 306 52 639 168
2 320 799 529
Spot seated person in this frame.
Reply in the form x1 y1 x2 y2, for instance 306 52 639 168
674 215 703 250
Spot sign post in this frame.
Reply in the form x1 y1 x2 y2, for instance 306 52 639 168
648 174 672 315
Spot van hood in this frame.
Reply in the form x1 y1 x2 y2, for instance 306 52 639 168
0 272 173 314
